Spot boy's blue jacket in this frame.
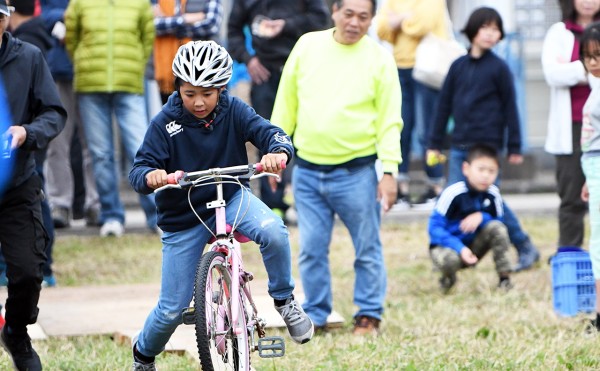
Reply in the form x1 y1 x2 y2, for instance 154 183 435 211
428 181 504 253
129 90 294 232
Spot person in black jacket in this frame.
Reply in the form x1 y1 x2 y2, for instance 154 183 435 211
227 0 329 221
0 1 66 369
8 0 59 288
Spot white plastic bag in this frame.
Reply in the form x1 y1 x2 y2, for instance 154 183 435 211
412 34 466 90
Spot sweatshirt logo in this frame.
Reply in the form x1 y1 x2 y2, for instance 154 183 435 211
274 133 292 145
166 121 183 137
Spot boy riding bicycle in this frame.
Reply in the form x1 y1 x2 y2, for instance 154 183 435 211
128 40 313 370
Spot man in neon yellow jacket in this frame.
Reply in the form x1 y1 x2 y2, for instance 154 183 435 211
65 0 157 237
271 0 402 336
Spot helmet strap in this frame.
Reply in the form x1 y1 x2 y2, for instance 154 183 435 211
198 93 221 131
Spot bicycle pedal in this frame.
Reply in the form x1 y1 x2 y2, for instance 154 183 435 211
258 336 285 358
181 307 195 325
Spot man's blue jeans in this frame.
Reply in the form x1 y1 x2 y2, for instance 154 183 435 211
78 93 156 228
292 164 386 326
447 148 529 247
136 188 295 357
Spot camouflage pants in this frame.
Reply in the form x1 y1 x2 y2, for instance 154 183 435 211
430 220 512 276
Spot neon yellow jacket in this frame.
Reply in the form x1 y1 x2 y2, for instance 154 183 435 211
65 0 155 94
271 29 402 174
377 0 449 69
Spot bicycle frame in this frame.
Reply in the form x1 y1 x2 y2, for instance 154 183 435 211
155 163 285 368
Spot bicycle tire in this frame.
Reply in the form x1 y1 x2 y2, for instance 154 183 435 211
195 251 250 370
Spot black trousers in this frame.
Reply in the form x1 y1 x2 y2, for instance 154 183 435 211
0 174 47 332
556 122 588 247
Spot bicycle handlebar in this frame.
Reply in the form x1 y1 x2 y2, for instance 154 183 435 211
154 161 285 193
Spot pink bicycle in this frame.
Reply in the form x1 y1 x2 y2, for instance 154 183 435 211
155 163 285 370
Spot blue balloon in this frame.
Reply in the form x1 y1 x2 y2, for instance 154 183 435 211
0 76 13 197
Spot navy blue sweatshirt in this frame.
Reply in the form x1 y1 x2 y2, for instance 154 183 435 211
129 90 294 232
429 50 521 154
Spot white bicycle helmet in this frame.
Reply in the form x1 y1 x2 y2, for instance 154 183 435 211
172 40 233 88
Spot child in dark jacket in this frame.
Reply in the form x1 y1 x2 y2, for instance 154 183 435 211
128 40 313 369
427 6 540 273
429 144 512 293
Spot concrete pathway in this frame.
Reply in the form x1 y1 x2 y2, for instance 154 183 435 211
0 282 344 364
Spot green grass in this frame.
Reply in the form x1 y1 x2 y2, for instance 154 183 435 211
3 215 600 370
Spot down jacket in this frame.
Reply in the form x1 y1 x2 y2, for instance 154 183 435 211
64 0 155 94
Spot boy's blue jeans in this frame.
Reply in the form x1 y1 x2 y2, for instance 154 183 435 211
136 188 294 357
447 148 530 247
292 163 386 326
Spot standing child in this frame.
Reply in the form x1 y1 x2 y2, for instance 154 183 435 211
128 40 313 369
428 144 512 293
427 6 540 272
578 21 600 331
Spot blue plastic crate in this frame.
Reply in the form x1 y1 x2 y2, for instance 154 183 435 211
551 251 596 316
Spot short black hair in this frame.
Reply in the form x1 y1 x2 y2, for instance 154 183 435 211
579 21 600 67
11 0 35 16
466 143 499 167
461 7 504 43
333 0 376 16
561 0 600 23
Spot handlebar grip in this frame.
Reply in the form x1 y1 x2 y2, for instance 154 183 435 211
255 160 286 173
167 170 185 184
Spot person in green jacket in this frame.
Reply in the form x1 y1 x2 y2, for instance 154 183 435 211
65 0 157 237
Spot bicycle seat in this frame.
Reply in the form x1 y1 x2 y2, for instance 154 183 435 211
208 224 252 244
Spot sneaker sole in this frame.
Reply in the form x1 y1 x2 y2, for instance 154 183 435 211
292 324 314 344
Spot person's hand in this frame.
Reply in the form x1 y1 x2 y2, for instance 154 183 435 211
459 212 482 234
183 12 205 24
378 173 398 213
146 169 169 190
460 247 478 265
261 152 287 191
247 57 270 85
260 152 287 173
261 19 285 38
582 182 589 202
4 126 26 149
507 153 523 165
387 11 410 30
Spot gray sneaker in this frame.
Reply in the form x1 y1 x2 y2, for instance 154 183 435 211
275 297 314 344
133 360 157 371
132 333 157 371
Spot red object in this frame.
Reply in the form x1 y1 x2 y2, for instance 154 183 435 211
167 170 185 184
255 160 286 173
34 0 41 16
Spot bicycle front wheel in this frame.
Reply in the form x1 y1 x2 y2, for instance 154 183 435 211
195 251 250 371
